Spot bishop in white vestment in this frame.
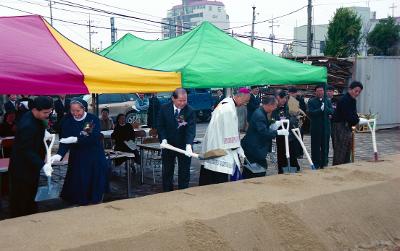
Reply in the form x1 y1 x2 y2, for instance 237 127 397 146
199 89 250 185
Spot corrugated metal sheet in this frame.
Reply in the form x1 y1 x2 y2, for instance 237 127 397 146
354 56 400 128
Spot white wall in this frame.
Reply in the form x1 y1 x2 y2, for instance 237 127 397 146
354 56 400 128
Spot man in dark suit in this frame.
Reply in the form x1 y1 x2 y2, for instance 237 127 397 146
4 94 17 113
54 95 71 133
241 96 283 173
332 81 367 165
247 86 261 122
147 93 161 129
158 88 196 192
308 85 334 169
8 96 54 217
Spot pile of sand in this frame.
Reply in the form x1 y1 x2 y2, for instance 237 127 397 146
0 155 399 250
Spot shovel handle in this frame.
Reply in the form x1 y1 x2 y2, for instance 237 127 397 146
367 119 378 158
281 120 290 158
292 128 314 168
160 143 199 159
43 133 56 165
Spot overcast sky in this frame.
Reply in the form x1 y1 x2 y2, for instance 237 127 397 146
1 0 398 54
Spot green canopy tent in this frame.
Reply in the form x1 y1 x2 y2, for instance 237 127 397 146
101 21 330 169
100 21 326 88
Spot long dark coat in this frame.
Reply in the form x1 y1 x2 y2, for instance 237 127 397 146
57 113 109 205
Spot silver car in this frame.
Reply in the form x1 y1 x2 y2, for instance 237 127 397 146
83 94 141 123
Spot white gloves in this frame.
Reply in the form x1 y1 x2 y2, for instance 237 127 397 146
50 154 62 164
42 163 53 177
20 101 29 110
358 118 369 125
270 121 282 131
277 129 289 136
237 147 245 159
161 139 168 146
185 144 193 157
321 102 325 111
44 130 53 140
59 136 78 144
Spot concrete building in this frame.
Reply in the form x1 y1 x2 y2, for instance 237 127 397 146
293 24 328 56
162 0 230 39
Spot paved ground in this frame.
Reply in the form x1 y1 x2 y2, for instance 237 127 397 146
1 124 399 220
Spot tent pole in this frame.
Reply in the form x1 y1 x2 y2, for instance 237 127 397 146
95 94 99 117
224 88 232 97
323 82 329 167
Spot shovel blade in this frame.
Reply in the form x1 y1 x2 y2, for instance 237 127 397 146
200 149 227 160
35 184 61 202
283 166 297 174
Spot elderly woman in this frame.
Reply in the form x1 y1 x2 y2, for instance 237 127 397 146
51 98 109 205
111 113 140 166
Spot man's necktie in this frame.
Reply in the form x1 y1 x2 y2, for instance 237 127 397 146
174 109 179 119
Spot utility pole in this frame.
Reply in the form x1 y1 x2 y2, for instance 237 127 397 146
49 0 53 25
389 2 397 17
110 17 116 44
251 6 256 47
307 0 312 55
268 16 279 55
88 14 97 51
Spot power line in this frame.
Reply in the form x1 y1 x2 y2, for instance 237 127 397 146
45 0 194 30
0 3 163 33
227 5 308 30
15 0 162 29
71 0 164 19
1 3 321 50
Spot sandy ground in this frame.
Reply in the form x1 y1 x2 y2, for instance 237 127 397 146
0 154 399 250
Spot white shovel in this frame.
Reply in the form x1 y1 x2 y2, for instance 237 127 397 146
291 128 316 170
35 132 60 201
160 143 226 160
281 119 295 174
366 118 379 161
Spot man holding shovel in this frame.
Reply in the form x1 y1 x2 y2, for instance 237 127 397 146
241 96 288 178
332 81 368 165
158 88 196 192
8 96 53 217
272 91 302 174
199 88 250 186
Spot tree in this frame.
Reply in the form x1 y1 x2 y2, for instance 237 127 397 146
367 17 400 56
325 8 362 57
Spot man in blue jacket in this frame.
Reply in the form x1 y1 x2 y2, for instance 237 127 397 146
242 95 287 177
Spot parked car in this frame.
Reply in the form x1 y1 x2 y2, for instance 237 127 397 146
82 93 141 123
157 88 214 122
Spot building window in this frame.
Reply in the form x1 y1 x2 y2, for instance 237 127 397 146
319 41 326 53
208 6 212 11
218 6 222 12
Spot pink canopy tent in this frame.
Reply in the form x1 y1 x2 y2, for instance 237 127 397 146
0 15 180 95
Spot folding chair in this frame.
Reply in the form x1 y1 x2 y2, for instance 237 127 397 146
142 137 161 184
134 130 146 144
